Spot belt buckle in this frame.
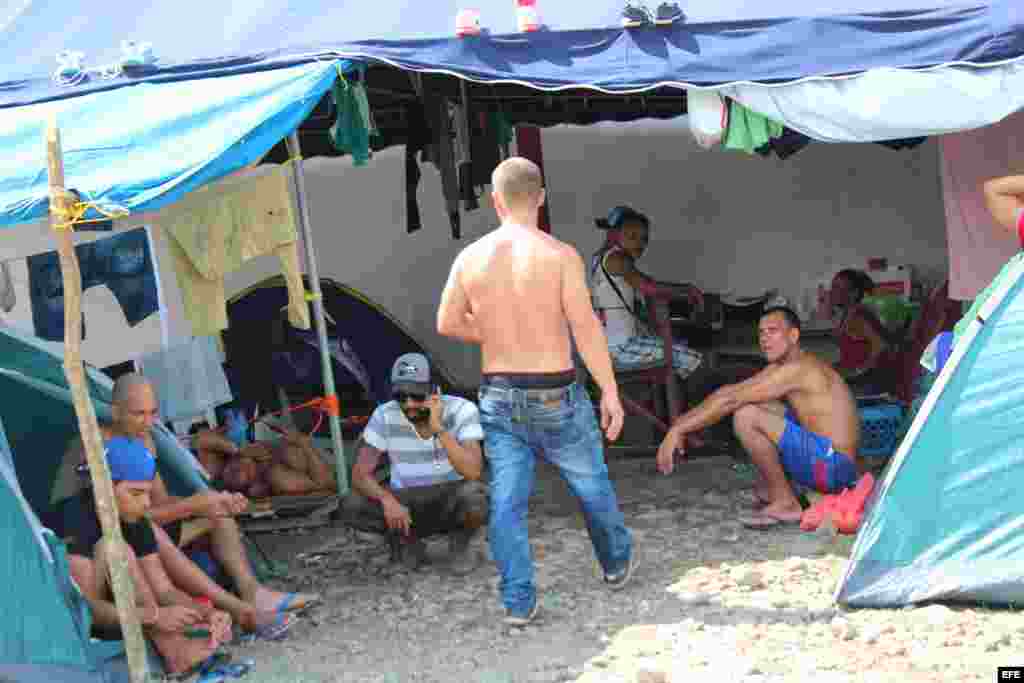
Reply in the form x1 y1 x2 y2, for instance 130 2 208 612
537 386 568 409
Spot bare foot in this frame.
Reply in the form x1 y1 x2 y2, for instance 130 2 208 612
757 502 803 523
249 587 320 613
753 482 771 505
238 606 281 632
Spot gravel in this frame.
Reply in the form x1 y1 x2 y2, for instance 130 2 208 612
223 455 1022 683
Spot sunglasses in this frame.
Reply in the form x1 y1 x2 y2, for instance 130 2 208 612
393 391 428 403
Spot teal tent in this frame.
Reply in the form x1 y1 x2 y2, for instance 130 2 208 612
0 325 206 681
837 257 1024 607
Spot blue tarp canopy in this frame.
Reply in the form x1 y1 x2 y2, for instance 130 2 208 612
0 0 1021 108
0 1 1021 229
0 60 341 228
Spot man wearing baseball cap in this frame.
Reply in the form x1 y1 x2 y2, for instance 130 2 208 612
342 353 488 574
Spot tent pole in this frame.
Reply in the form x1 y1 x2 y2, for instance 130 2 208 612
46 118 149 683
285 132 349 496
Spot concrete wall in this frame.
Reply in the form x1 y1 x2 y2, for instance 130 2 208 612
0 119 950 385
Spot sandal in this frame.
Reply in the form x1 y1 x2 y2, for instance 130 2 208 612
239 611 296 643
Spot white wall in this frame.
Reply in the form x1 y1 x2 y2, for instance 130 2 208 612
1 119 950 386
540 121 949 307
258 120 948 386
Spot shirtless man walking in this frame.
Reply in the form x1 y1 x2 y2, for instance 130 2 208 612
656 306 861 529
437 157 635 625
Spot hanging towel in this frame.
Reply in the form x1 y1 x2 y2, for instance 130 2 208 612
157 168 310 337
724 100 784 155
0 262 15 313
139 336 233 423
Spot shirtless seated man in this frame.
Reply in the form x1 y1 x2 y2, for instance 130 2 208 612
195 428 336 500
655 306 861 529
51 373 318 617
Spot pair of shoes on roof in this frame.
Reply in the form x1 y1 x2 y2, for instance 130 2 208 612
621 2 684 28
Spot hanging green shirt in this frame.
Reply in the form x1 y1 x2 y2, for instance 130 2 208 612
329 77 373 166
723 100 784 155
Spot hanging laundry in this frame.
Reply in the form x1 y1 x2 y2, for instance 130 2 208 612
329 72 375 166
939 110 1024 300
404 101 430 234
471 108 505 191
429 96 461 239
514 126 551 232
407 79 462 239
157 168 310 337
138 335 233 423
724 100 784 155
723 62 1024 144
27 227 158 341
452 100 479 212
876 137 927 151
492 111 514 160
755 127 813 160
687 89 728 149
0 261 15 313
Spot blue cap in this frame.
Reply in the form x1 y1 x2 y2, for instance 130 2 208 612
105 436 157 482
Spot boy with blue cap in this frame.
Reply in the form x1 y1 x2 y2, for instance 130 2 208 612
65 437 290 673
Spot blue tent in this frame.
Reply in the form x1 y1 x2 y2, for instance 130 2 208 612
837 258 1024 607
0 325 205 681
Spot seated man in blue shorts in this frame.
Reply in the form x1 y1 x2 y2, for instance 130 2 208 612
655 306 861 529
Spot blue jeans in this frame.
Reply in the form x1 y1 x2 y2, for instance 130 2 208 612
478 381 632 616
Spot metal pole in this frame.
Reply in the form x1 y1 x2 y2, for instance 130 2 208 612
285 132 348 496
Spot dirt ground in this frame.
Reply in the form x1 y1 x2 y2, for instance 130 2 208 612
214 450 1021 683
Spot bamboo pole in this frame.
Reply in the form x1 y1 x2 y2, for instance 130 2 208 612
45 117 149 683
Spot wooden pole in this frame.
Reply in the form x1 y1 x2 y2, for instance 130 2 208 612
45 117 150 683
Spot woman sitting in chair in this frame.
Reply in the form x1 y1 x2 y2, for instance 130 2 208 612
589 205 704 379
830 268 904 394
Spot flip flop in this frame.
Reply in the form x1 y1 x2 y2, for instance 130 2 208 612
274 592 321 613
172 650 231 681
246 611 296 642
740 512 803 530
736 490 771 509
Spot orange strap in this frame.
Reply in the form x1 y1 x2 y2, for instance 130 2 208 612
319 394 341 417
186 395 366 445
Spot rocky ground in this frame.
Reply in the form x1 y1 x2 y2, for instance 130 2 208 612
216 453 1022 683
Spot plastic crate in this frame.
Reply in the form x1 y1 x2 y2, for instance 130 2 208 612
859 401 905 459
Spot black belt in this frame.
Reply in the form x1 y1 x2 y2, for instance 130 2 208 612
480 370 575 390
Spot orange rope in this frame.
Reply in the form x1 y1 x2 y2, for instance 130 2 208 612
184 394 367 446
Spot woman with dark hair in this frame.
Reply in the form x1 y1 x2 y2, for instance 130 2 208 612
589 205 704 379
830 268 899 391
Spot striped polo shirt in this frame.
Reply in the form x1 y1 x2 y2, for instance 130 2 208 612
360 395 484 490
